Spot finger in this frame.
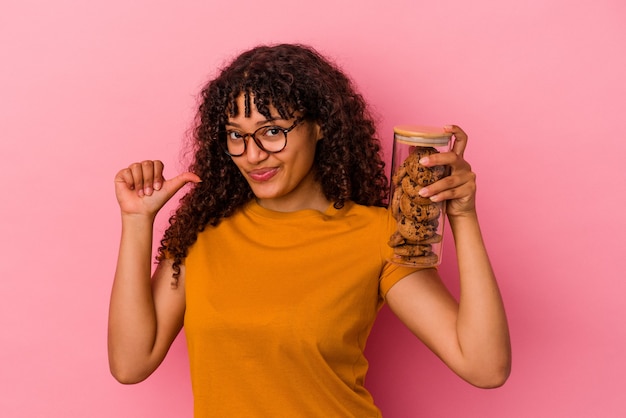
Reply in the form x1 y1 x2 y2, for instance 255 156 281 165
181 172 202 184
444 125 468 157
127 160 163 196
161 172 202 198
127 162 147 196
418 150 455 167
153 160 165 191
425 179 476 204
139 160 156 196
430 182 475 205
418 170 476 200
420 151 471 179
114 167 136 190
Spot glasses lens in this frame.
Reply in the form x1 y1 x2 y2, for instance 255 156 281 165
255 126 286 152
222 131 245 156
221 121 295 157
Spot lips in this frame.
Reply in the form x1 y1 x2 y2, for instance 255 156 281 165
247 167 279 182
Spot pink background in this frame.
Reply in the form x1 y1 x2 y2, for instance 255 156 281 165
1 0 625 416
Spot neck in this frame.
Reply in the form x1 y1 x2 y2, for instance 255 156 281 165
256 176 331 213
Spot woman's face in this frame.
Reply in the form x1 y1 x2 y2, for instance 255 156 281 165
226 94 326 212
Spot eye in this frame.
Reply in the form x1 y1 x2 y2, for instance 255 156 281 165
259 126 283 138
226 131 244 141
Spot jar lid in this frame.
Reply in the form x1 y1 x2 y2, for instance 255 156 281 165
393 125 452 146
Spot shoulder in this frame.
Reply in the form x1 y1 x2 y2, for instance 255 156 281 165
340 201 389 219
333 202 396 250
345 202 395 231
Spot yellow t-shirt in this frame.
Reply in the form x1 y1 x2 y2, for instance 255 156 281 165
184 200 420 417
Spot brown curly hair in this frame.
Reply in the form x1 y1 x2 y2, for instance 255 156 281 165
157 43 389 284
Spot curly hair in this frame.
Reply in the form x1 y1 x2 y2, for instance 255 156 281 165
157 43 389 284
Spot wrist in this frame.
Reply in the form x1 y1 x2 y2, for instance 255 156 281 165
447 208 482 236
120 212 156 227
447 208 478 222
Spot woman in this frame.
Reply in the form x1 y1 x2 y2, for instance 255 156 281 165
108 43 511 417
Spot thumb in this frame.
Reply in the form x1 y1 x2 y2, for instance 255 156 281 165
444 125 469 157
161 172 202 197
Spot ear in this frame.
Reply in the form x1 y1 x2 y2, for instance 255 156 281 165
311 121 324 141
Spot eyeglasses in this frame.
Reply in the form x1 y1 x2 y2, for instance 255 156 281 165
220 118 302 157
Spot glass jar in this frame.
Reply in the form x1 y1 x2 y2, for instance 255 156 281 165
388 125 452 267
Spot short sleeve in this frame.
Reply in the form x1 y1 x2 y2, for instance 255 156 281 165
378 207 432 300
379 261 426 300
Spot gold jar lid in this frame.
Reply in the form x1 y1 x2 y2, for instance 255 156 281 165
393 125 452 146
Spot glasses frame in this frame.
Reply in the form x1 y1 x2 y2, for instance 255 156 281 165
221 117 302 157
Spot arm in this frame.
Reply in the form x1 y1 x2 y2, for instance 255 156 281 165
386 126 511 388
108 160 200 384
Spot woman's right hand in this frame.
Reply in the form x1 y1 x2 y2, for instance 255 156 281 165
114 160 201 218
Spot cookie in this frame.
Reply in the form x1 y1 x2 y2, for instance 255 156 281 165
396 216 438 242
389 230 440 247
393 252 439 266
387 231 406 247
391 162 408 187
430 164 448 182
390 188 403 219
404 146 438 166
407 163 447 187
419 233 443 244
399 195 441 222
393 243 431 257
404 147 448 187
400 175 430 202
408 164 437 186
399 176 432 205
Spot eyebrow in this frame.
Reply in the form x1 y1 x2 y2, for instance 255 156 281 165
225 117 287 128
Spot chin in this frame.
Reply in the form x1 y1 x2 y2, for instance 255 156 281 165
248 184 285 200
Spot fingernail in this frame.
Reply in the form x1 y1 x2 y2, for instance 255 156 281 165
154 182 162 191
419 157 429 165
418 187 428 197
144 187 153 196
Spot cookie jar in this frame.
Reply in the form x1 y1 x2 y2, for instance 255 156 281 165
388 125 453 267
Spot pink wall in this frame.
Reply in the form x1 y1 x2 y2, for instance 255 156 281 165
1 0 625 416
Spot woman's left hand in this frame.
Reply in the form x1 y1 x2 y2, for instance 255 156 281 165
416 125 477 218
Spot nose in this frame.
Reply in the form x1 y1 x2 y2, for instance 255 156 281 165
244 135 268 164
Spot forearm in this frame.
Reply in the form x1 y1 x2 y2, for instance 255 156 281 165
107 214 160 382
449 211 511 386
